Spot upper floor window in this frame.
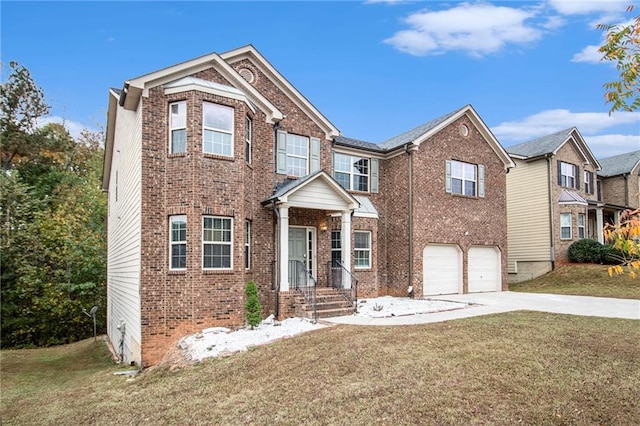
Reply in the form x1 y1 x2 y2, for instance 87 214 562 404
578 213 585 239
354 231 371 269
203 102 233 157
203 216 232 269
446 160 485 197
334 153 369 192
276 130 320 177
560 213 572 240
558 161 579 189
584 170 594 195
169 215 187 270
169 101 186 154
245 116 252 164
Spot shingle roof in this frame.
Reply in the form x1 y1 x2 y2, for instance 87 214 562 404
597 150 640 177
558 189 587 205
506 127 575 158
378 106 467 150
335 105 468 153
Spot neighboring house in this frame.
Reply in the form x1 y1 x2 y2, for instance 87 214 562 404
595 150 640 230
506 128 601 283
102 45 515 367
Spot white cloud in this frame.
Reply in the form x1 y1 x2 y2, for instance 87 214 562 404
547 0 630 16
584 134 640 158
571 44 603 63
384 3 542 57
491 109 640 142
36 116 97 140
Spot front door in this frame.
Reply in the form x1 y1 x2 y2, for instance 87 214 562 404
288 227 315 287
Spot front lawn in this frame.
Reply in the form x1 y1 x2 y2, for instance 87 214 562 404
2 312 639 425
510 263 640 299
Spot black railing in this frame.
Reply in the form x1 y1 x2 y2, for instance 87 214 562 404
326 260 358 312
289 260 317 322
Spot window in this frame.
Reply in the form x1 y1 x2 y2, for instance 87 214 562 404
578 214 585 239
169 101 186 154
559 161 578 188
354 231 371 269
245 220 251 270
203 102 233 156
245 116 252 164
203 217 232 269
446 160 484 197
169 215 187 270
560 213 572 240
334 153 369 192
331 231 342 266
286 134 309 177
584 171 594 194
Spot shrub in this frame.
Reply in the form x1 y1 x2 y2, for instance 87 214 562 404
245 281 262 329
601 244 630 265
568 239 605 263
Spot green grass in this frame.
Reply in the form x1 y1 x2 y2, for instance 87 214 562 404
2 312 639 425
510 263 640 299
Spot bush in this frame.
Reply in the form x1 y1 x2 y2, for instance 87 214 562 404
568 239 605 263
601 244 630 265
245 281 262 329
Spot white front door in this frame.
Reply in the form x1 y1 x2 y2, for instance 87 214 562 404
288 227 316 287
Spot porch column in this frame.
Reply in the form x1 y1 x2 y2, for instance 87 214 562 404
614 210 621 224
279 205 289 292
596 207 604 244
341 211 352 289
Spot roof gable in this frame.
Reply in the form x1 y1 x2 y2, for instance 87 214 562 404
507 127 600 169
598 149 640 177
220 45 340 139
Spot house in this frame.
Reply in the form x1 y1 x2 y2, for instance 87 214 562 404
102 45 515 367
595 150 640 229
506 128 602 282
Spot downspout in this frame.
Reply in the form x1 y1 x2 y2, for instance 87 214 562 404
273 203 280 318
406 143 419 296
624 174 629 207
546 154 555 270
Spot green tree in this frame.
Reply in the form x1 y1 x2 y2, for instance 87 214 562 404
245 281 262 329
0 61 50 170
598 5 640 113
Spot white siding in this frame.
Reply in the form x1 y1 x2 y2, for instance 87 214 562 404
287 179 350 211
506 159 551 273
107 103 142 366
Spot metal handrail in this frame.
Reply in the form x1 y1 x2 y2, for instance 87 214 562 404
289 260 317 322
327 260 358 313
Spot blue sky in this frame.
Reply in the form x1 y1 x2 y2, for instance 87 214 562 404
2 0 639 159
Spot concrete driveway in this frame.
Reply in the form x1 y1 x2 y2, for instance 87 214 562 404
323 292 640 326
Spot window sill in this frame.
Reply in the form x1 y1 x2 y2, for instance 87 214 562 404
168 269 187 275
168 152 187 158
204 153 234 161
450 193 480 200
203 268 234 274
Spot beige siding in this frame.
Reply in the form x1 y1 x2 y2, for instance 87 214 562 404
506 159 551 272
107 103 142 366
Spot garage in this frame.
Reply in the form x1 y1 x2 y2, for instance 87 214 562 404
468 246 501 293
423 244 462 295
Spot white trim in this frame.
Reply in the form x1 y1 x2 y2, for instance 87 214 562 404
169 215 187 270
202 102 234 157
169 101 186 154
560 213 572 240
202 216 234 270
289 226 317 279
354 230 372 270
333 152 370 192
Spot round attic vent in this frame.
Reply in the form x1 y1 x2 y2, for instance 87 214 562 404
238 68 255 84
459 124 469 137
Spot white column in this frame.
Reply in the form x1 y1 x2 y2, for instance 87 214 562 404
596 207 604 244
279 205 289 292
341 211 352 289
614 210 621 224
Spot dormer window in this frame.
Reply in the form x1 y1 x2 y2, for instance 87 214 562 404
203 102 233 157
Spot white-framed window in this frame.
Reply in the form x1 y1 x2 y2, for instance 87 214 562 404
334 153 369 192
584 171 594 194
286 134 309 177
169 101 186 154
446 160 484 197
203 216 232 269
169 215 187 270
560 161 576 188
331 230 342 266
560 213 572 240
354 231 371 269
245 220 251 270
203 102 233 157
245 116 252 164
578 213 585 239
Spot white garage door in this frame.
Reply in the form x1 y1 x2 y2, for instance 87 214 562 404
468 246 501 293
423 244 462 296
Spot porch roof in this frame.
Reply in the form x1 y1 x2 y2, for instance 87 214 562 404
262 170 360 211
558 189 588 206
